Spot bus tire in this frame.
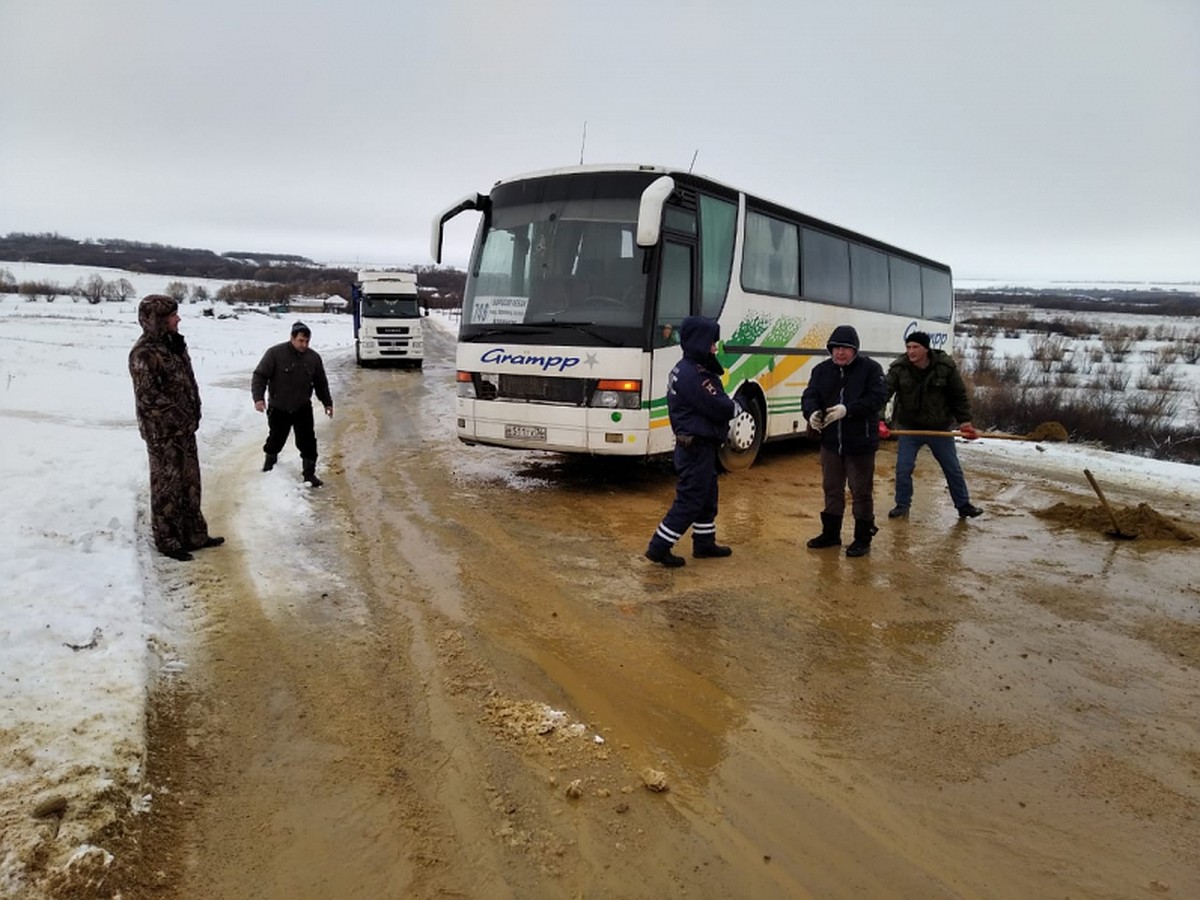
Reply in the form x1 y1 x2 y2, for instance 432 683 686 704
718 392 764 472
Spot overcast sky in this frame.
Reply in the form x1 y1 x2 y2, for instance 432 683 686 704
1 0 1197 282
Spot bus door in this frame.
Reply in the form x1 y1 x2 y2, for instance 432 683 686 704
654 238 695 349
647 237 695 447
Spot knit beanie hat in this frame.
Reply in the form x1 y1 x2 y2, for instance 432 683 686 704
906 331 931 350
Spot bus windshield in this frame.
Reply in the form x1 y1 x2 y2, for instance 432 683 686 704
462 194 648 335
361 297 421 318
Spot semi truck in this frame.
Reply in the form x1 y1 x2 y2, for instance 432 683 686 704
351 270 426 368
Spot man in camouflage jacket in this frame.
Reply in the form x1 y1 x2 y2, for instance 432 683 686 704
128 295 223 561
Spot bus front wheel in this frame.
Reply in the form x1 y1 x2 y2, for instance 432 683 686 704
718 392 764 472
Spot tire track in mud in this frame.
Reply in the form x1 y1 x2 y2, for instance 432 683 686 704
324 365 968 898
329 373 766 897
122 439 429 899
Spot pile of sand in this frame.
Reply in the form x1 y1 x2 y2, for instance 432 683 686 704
1027 421 1069 442
1035 502 1197 543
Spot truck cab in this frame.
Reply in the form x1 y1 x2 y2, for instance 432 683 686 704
352 270 426 368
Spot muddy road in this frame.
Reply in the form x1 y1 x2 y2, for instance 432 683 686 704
110 326 1198 899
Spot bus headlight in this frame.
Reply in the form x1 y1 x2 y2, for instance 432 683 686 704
456 370 476 398
590 379 641 410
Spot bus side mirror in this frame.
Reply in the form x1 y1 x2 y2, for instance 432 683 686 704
636 176 675 248
431 192 488 263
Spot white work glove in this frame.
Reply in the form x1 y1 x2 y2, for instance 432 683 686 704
823 404 847 424
807 410 826 431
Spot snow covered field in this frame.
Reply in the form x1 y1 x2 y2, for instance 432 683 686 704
1 260 1198 891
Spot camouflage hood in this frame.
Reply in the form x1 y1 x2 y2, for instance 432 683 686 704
137 294 179 337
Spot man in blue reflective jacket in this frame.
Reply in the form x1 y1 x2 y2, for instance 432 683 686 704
645 316 737 568
800 324 887 557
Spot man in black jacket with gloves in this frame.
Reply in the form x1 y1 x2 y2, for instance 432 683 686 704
645 316 737 568
800 325 887 557
251 321 334 487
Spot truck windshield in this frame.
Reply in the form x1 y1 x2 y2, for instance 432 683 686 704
462 192 649 336
361 297 420 318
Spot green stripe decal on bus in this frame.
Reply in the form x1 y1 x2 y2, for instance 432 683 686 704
718 313 806 391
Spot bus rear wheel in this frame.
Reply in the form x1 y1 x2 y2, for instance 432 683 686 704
718 393 764 472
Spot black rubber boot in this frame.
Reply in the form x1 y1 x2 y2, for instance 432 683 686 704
302 458 323 487
806 513 842 549
263 452 278 472
693 541 732 558
846 518 878 557
645 541 686 568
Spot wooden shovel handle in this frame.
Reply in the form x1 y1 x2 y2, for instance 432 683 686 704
1083 468 1125 534
888 429 1026 440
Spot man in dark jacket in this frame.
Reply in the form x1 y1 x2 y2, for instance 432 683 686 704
645 316 736 568
885 331 982 519
129 294 223 561
251 321 334 486
800 325 887 557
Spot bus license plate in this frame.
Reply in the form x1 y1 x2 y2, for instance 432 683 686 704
505 424 547 442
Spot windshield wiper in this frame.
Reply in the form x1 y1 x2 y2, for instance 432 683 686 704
463 326 551 340
542 321 621 346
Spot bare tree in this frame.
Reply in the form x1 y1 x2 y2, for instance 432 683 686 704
164 280 189 303
104 277 136 302
80 274 106 305
20 280 63 302
191 284 210 305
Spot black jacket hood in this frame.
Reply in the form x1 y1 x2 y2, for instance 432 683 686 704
680 316 720 360
826 324 860 352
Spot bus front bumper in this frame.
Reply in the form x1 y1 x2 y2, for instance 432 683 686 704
456 399 652 455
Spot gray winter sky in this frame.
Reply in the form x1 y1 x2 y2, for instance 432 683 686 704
1 0 1197 283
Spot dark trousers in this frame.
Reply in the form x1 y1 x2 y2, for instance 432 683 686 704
264 404 317 460
146 433 209 553
651 442 720 548
820 446 876 520
894 435 970 508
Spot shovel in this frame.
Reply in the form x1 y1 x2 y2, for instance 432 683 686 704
889 429 1028 441
888 422 1068 442
1083 469 1137 540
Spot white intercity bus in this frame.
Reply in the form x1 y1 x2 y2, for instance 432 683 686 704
432 164 953 470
